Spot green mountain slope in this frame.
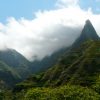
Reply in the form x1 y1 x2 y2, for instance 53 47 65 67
0 60 21 87
38 20 100 87
0 49 29 68
17 40 100 88
0 45 68 87
0 49 31 79
13 85 100 100
40 40 100 87
12 41 100 100
72 19 99 48
1 20 100 100
10 20 100 100
17 20 100 88
30 47 69 73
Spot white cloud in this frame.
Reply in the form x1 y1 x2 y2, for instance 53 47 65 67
56 0 79 8
0 1 100 61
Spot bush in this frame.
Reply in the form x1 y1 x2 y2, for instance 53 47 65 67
19 85 100 100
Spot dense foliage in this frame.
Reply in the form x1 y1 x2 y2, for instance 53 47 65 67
23 85 100 100
1 85 100 100
9 40 99 100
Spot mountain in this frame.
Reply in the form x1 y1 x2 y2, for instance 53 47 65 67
0 47 67 87
0 48 31 79
72 19 99 48
30 48 69 73
30 20 100 74
0 49 29 68
39 20 100 87
0 60 21 87
10 20 100 100
16 40 100 88
14 20 100 88
40 40 100 86
81 20 99 40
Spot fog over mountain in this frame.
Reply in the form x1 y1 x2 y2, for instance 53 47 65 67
0 0 100 61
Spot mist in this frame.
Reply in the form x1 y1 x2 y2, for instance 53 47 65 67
0 1 100 61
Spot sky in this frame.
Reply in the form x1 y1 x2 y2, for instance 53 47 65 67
0 0 100 23
0 0 56 23
0 0 100 61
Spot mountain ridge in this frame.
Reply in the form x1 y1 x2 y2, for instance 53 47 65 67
14 20 100 88
1 20 100 99
72 19 99 48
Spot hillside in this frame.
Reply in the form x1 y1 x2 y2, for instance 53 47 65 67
10 40 100 100
14 40 100 88
15 20 100 88
72 19 99 48
30 47 69 73
40 40 100 87
0 20 100 100
0 44 68 87
0 61 21 87
0 49 31 79
9 20 100 100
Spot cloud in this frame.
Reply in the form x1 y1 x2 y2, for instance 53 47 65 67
56 0 79 8
0 1 100 61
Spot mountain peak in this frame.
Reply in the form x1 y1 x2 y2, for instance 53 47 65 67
86 19 91 24
82 19 99 40
72 20 99 48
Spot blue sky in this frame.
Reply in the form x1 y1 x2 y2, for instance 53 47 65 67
79 0 100 13
0 0 56 22
0 0 100 23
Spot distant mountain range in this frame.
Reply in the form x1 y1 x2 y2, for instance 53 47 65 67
0 19 100 100
40 20 100 87
0 19 99 87
14 19 100 87
0 48 31 87
9 20 100 100
0 44 68 87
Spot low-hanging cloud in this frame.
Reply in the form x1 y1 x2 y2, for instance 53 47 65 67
0 0 100 61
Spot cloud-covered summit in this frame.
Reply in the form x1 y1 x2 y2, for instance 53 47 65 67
0 0 100 61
